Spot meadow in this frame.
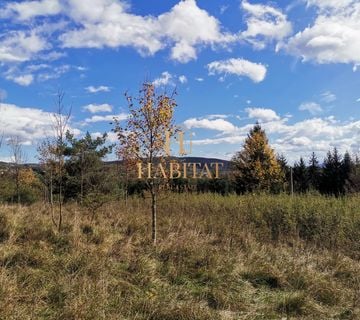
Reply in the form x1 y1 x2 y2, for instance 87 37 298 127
0 193 359 319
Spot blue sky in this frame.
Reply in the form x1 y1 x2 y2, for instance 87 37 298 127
0 0 360 163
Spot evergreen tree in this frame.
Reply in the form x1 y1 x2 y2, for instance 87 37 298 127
308 152 320 191
293 157 309 193
277 153 290 192
348 155 360 192
64 131 113 202
232 123 283 193
320 148 344 196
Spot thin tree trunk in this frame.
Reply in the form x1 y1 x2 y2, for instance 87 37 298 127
151 189 157 245
16 167 20 205
58 183 62 232
50 171 56 227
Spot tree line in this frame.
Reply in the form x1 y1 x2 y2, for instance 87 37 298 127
0 82 359 240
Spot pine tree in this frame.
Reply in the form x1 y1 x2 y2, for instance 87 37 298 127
308 152 320 191
293 157 309 193
232 123 283 193
277 153 290 192
321 148 344 196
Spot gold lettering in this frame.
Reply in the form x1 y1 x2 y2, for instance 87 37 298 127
211 162 223 179
189 162 201 179
154 163 167 179
147 162 152 179
137 162 143 179
200 163 213 179
183 162 187 179
170 162 181 179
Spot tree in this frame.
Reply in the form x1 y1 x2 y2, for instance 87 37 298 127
232 123 283 193
7 136 27 204
320 148 346 196
347 154 360 192
64 131 113 203
37 139 58 224
277 153 290 192
308 152 320 191
50 91 71 232
293 157 309 193
113 82 177 245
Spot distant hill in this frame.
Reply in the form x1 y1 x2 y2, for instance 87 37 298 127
0 157 232 172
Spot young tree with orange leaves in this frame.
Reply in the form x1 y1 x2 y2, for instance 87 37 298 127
113 82 177 245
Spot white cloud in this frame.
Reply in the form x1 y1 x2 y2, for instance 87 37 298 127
1 0 238 65
84 113 127 123
240 0 292 50
0 102 77 143
246 107 280 122
195 77 204 82
153 71 174 87
184 117 236 133
0 30 48 63
192 135 246 145
6 74 34 86
188 112 360 163
356 98 360 102
279 1 360 66
320 91 336 103
59 0 235 63
83 103 113 113
207 58 267 83
85 85 111 93
91 131 118 143
158 0 235 63
299 102 323 115
178 75 187 84
305 0 355 11
1 0 62 21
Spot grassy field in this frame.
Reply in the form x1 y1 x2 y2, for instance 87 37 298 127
0 194 360 319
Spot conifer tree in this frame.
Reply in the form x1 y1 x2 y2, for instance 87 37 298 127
293 157 309 193
232 123 283 193
308 152 320 191
321 148 344 196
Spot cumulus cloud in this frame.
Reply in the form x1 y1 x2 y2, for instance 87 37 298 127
184 117 237 133
1 0 62 21
299 102 323 115
58 0 235 63
0 102 78 144
83 103 113 113
178 75 187 84
6 74 34 86
240 0 292 49
85 85 111 93
187 110 360 162
207 58 267 83
153 71 174 87
84 113 127 124
0 30 48 63
245 107 280 122
0 0 240 67
279 1 360 66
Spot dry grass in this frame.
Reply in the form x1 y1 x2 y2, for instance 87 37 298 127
0 193 360 319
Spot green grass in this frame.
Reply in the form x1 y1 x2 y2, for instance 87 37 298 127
0 193 360 319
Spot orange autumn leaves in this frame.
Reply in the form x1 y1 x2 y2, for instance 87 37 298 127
113 82 177 167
